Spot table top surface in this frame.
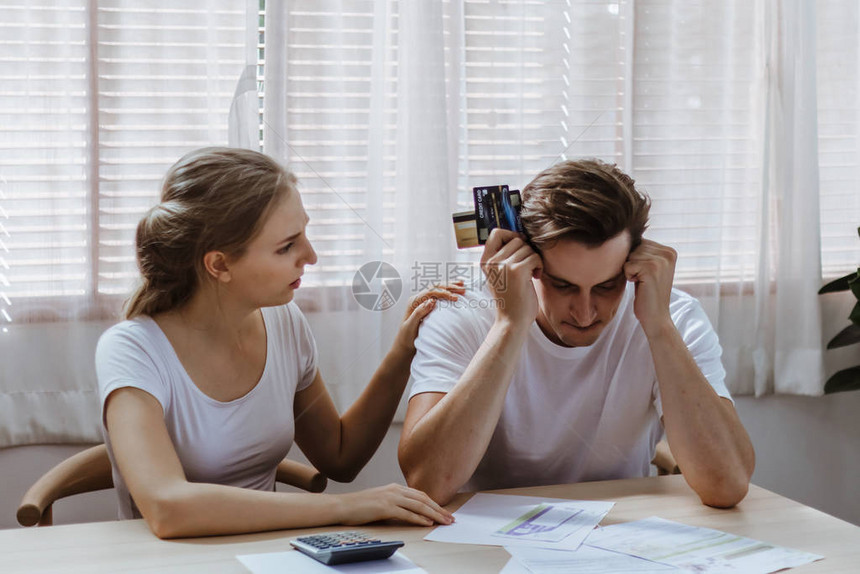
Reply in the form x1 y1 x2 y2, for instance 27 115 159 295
1 475 858 573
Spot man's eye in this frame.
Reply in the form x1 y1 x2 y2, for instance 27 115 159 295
552 283 571 290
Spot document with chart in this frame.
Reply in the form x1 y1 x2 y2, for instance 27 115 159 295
501 545 677 574
424 493 614 551
585 516 823 573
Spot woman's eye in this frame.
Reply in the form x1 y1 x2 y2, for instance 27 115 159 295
552 283 570 290
277 244 293 254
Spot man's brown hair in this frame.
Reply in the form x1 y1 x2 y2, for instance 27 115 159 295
520 158 650 250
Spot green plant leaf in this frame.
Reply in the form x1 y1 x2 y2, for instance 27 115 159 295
818 272 856 294
824 366 860 394
827 323 860 349
850 271 860 299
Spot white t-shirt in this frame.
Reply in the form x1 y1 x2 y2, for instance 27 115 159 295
409 282 731 493
95 303 318 519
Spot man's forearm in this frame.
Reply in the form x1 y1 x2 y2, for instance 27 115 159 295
648 322 755 507
399 319 529 504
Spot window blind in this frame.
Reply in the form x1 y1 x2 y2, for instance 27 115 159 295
3 0 860 326
269 0 398 288
1 1 90 319
451 0 627 271
630 1 762 284
0 0 245 322
453 1 764 285
96 1 245 296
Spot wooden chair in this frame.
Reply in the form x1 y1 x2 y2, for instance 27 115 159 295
16 444 327 527
652 439 681 475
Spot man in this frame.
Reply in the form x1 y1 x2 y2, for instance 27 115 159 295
398 159 755 507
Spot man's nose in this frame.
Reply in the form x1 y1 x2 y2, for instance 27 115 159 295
569 293 597 326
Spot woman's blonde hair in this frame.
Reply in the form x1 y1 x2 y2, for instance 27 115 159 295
124 147 297 319
521 158 650 250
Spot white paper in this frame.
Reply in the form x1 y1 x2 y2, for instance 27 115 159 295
586 516 824 574
424 493 614 551
505 545 677 574
236 550 427 574
500 556 531 574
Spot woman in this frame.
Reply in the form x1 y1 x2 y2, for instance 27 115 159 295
96 147 461 538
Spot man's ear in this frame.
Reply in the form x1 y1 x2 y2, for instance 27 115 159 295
202 250 232 284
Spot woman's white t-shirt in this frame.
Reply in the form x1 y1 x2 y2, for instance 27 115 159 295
95 303 317 519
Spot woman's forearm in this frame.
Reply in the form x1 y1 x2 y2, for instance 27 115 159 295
327 344 415 479
144 481 345 539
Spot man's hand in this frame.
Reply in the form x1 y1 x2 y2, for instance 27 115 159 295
624 239 677 337
480 229 543 328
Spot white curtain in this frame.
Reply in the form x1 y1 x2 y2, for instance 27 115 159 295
3 0 860 447
0 0 245 446
251 0 839 398
761 0 825 394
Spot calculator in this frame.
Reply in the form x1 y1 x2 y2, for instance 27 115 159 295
289 530 405 565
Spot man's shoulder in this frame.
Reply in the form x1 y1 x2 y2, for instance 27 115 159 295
667 288 719 342
668 287 706 317
426 281 496 317
416 284 496 342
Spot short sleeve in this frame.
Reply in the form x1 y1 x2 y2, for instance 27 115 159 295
95 321 171 426
653 291 733 419
409 297 489 398
286 303 318 392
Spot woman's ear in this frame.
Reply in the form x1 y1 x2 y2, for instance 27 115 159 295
203 250 232 283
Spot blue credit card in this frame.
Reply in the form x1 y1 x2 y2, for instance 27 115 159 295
474 184 517 244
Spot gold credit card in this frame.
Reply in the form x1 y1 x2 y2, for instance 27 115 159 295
452 210 479 248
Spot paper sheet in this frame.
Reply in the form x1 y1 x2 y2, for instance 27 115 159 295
586 516 823 573
500 556 531 574
424 493 614 551
505 545 677 574
236 550 426 574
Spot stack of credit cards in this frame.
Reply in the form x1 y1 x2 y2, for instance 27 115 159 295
453 185 523 248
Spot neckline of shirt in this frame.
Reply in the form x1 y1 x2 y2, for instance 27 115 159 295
139 310 273 407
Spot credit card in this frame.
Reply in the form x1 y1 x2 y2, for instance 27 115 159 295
452 210 480 248
473 184 507 244
454 184 523 248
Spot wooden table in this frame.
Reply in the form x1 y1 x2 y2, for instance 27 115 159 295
1 475 858 573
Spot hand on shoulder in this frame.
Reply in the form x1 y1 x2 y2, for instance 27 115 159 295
393 281 467 353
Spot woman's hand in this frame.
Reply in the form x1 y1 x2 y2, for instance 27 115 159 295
336 483 455 527
393 281 466 354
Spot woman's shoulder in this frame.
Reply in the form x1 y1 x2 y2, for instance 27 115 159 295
96 316 172 363
99 315 159 345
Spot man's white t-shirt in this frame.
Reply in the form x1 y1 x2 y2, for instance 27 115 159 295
409 282 731 493
95 303 317 519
